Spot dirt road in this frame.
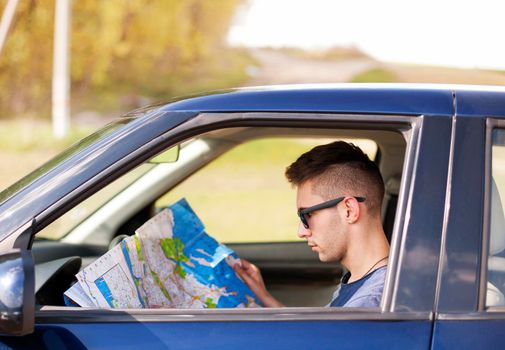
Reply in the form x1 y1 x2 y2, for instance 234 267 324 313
244 48 377 85
245 48 505 87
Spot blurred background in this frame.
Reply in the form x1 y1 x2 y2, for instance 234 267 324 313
1 0 505 192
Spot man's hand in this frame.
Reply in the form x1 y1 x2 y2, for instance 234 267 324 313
234 259 284 307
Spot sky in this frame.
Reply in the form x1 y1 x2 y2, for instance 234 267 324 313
228 0 505 70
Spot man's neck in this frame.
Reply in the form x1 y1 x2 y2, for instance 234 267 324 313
341 220 389 283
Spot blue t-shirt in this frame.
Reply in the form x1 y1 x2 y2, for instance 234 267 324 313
329 265 387 307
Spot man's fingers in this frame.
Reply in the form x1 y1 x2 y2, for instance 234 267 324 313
233 266 245 283
240 259 260 276
234 259 264 292
240 259 252 269
234 265 254 285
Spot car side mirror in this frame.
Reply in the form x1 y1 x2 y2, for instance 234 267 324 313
0 250 34 336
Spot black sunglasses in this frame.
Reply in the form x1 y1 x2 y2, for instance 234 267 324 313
297 196 366 229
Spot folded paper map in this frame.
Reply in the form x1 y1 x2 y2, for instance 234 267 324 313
64 198 261 308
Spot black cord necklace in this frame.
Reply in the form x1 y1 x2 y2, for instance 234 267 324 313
362 255 389 278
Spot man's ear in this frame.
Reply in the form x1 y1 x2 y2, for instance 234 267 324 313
343 197 360 224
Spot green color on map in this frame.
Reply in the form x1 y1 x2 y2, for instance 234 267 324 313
134 236 144 261
150 269 172 302
160 237 189 278
205 297 217 308
160 238 188 262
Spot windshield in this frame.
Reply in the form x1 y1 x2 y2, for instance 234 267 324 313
38 163 156 240
0 119 133 205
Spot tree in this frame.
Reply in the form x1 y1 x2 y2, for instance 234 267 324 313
0 0 242 118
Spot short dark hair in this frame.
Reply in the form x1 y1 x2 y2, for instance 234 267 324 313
285 141 385 215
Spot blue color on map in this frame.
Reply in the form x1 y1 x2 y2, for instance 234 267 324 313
95 277 114 307
169 198 262 307
120 241 146 307
171 199 205 244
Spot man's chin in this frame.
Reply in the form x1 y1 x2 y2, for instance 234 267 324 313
318 253 339 263
318 253 330 262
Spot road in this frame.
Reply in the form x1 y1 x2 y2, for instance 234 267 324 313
244 48 377 86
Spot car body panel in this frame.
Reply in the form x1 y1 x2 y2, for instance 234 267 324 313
436 116 486 313
456 89 505 118
162 85 455 117
431 107 505 347
2 320 433 350
432 319 505 349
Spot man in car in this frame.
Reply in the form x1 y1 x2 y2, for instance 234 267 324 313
234 141 390 307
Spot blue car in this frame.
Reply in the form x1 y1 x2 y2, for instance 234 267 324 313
1 84 505 349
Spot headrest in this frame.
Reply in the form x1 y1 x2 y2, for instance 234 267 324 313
487 281 505 306
385 175 401 196
490 178 505 255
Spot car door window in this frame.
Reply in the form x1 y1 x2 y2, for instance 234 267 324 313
34 123 410 311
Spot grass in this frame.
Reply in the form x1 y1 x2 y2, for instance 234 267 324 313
0 120 96 152
156 139 309 243
274 46 370 61
383 63 505 85
0 120 100 193
351 68 399 83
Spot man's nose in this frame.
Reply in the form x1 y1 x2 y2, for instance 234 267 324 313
297 222 311 239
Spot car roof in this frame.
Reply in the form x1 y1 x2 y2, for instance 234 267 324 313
158 83 505 118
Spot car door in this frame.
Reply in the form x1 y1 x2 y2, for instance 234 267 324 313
2 113 451 349
431 91 505 349
0 90 455 349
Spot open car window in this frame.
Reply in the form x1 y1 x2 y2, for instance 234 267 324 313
34 123 407 310
156 137 378 243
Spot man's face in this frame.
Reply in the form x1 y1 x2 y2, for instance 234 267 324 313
296 181 348 262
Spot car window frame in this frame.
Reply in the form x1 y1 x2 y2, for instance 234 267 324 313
25 111 421 322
